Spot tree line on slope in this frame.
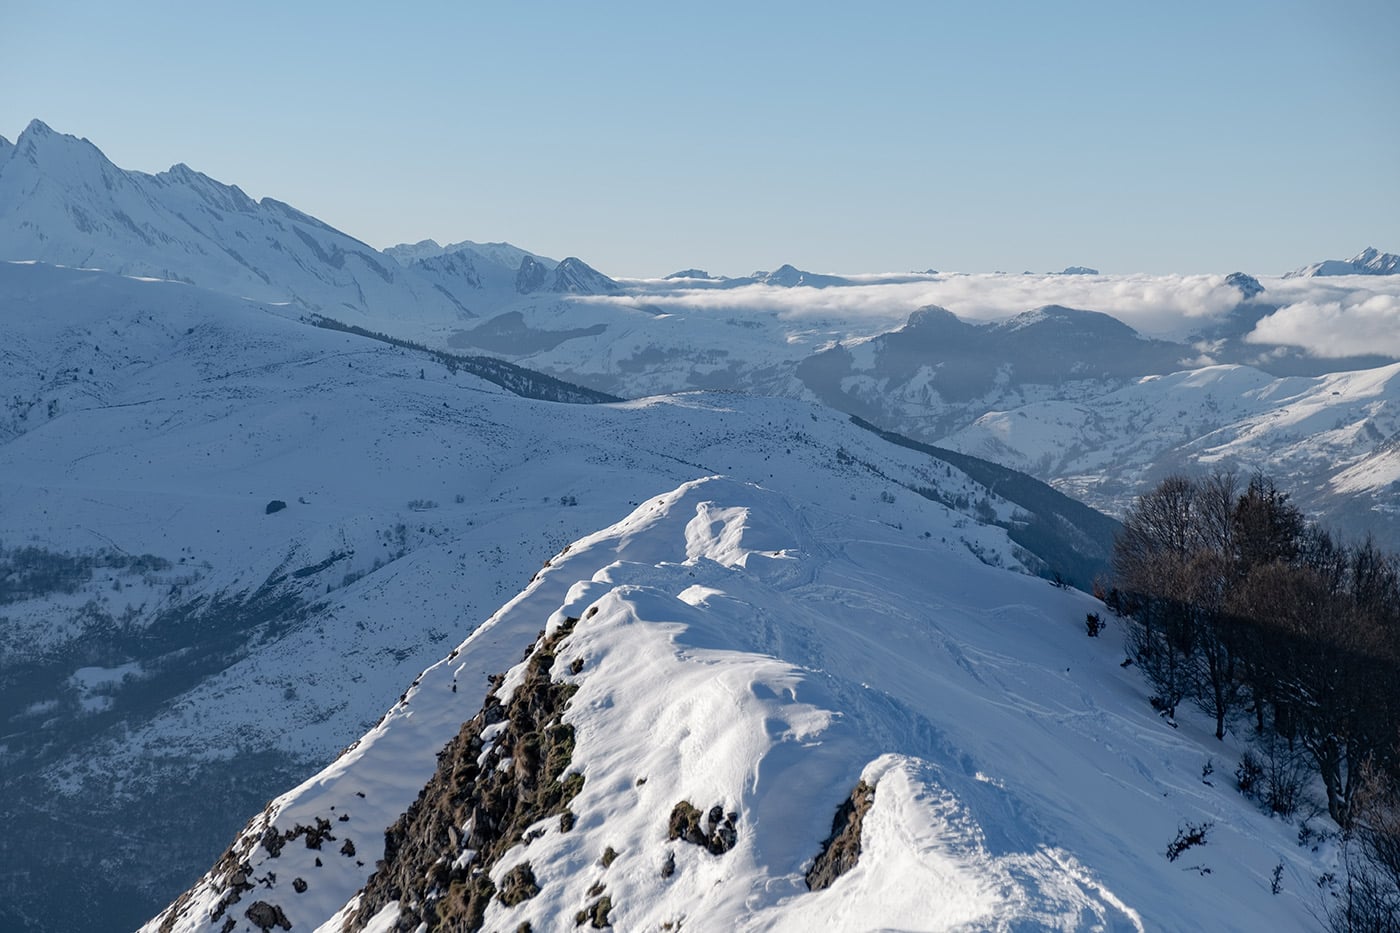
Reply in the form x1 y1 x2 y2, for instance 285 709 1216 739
1106 473 1400 928
307 315 622 404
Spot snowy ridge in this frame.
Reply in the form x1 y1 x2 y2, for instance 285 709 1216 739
150 479 1316 932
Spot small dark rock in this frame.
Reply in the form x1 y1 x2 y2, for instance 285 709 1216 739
259 827 285 858
340 838 356 857
244 900 292 932
660 851 675 879
668 800 738 855
498 862 541 906
581 895 613 928
292 877 308 894
264 500 287 515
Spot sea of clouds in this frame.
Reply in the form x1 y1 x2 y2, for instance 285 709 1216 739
598 270 1400 358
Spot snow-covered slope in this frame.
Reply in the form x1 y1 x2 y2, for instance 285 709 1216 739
149 477 1321 933
938 362 1400 535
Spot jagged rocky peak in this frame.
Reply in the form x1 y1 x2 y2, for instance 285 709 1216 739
549 256 620 294
18 117 59 144
12 119 102 164
1225 271 1265 299
6 118 117 184
1350 246 1400 275
1058 265 1099 275
515 254 550 293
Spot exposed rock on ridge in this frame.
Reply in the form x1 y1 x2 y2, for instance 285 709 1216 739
346 615 586 931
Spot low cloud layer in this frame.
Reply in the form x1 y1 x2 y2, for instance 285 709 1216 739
1249 291 1400 358
596 271 1400 357
608 272 1250 338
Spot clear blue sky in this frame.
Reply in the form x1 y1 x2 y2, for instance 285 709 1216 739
3 0 1397 276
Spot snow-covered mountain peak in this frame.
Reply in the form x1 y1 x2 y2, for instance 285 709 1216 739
903 304 971 334
996 304 1138 340
550 255 621 294
19 116 61 142
1225 271 1265 299
6 118 121 190
1288 245 1400 277
1350 245 1400 273
760 263 850 288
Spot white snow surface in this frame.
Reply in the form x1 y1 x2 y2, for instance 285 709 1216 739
148 477 1319 932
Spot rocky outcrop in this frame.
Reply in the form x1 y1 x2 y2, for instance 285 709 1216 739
805 780 875 891
666 801 738 856
345 617 585 931
515 256 549 294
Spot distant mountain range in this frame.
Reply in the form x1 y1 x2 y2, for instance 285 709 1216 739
1288 245 1400 277
4 120 1398 553
0 121 623 329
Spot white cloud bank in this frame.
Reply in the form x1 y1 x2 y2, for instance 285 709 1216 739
606 272 1250 338
1249 291 1400 358
597 271 1400 357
